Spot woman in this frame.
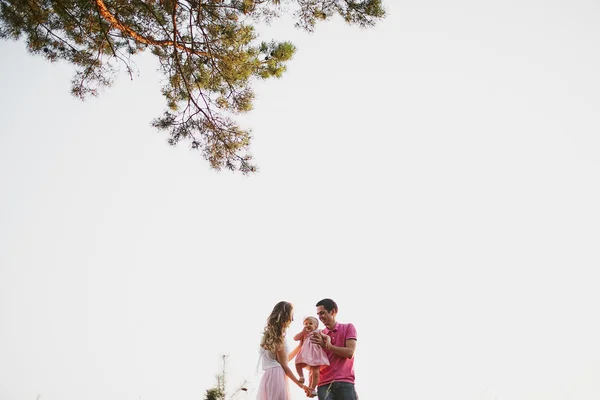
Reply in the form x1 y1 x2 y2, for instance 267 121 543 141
257 301 308 400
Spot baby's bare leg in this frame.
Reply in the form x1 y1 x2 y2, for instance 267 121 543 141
309 366 320 389
296 363 305 382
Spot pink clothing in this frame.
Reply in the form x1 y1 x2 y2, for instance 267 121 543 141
256 346 291 400
295 329 330 367
256 366 291 400
318 322 357 386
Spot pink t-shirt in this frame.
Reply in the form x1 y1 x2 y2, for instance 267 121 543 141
318 322 357 386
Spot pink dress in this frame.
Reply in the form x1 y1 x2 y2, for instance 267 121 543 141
256 344 291 400
295 329 330 367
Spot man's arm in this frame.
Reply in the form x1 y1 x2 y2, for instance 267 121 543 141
311 332 356 359
328 338 356 359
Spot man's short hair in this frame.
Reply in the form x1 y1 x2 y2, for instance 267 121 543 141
316 298 338 313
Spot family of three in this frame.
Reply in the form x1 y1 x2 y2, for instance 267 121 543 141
256 298 358 400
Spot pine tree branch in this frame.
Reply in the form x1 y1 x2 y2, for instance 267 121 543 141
94 5 134 80
94 0 212 57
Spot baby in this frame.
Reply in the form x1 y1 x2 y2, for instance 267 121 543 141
292 316 331 397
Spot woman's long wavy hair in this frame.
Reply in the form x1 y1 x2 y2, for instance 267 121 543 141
260 301 294 353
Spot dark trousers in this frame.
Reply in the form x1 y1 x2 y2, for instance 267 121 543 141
317 381 359 400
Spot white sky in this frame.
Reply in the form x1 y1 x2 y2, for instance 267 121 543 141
2 1 600 400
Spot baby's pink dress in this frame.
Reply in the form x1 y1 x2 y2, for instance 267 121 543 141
295 329 330 367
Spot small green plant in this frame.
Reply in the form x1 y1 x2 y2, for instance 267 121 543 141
204 355 248 400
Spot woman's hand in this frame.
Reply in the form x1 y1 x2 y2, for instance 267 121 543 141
303 385 316 397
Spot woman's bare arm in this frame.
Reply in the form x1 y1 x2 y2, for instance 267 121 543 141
287 343 301 362
276 345 306 389
293 330 305 341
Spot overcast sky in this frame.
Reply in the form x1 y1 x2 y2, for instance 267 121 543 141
2 1 600 400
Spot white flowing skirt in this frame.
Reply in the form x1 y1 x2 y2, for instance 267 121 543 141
256 366 291 400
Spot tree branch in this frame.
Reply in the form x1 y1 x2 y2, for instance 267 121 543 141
93 0 212 57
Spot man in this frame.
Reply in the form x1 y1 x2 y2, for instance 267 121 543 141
306 298 358 399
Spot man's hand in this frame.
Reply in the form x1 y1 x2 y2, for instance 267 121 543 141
309 332 326 347
324 334 332 350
